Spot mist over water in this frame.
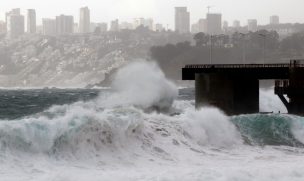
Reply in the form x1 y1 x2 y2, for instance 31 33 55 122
102 61 178 110
0 61 304 180
260 88 288 113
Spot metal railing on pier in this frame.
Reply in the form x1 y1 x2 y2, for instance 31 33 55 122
184 60 304 69
184 63 304 69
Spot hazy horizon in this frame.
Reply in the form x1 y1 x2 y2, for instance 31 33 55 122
0 0 303 28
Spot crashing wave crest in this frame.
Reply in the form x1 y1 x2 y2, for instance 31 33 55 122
0 61 304 162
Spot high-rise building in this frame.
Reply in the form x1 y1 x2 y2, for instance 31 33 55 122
120 22 133 30
144 19 153 30
27 9 36 33
133 18 145 29
42 18 56 36
175 7 190 33
79 7 90 33
6 8 20 23
0 21 6 33
91 22 108 32
223 21 229 33
191 23 199 34
7 15 25 38
155 24 164 32
90 23 105 33
36 25 43 34
74 23 79 33
270 15 279 25
56 15 74 35
206 13 222 35
110 19 119 31
233 20 241 28
133 18 153 30
90 23 97 32
6 9 24 38
10 8 20 14
97 23 108 32
198 19 207 33
248 19 258 32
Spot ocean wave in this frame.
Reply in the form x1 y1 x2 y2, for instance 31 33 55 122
1 61 304 180
0 61 304 160
0 101 241 159
1 98 304 161
232 114 304 147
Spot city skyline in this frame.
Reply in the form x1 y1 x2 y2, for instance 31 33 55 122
0 0 303 28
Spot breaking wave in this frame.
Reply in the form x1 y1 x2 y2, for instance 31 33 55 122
0 101 243 159
233 114 304 147
1 62 304 180
0 61 240 160
102 61 178 111
0 61 304 178
1 101 304 160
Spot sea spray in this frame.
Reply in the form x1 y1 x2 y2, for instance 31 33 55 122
0 103 243 157
1 62 304 181
102 61 178 111
0 75 304 180
1 63 304 158
290 115 304 144
2 102 304 180
181 107 242 147
260 88 287 113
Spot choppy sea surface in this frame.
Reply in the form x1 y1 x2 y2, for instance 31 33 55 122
1 62 304 181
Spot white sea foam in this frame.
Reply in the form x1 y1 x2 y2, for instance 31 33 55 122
99 61 178 111
1 62 304 181
290 115 304 144
0 98 247 181
260 87 288 113
5 99 304 181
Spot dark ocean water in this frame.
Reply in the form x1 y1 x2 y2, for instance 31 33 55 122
0 88 194 120
0 89 100 120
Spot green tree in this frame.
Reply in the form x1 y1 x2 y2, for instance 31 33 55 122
193 32 209 46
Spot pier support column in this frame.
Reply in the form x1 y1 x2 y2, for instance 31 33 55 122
233 79 259 114
195 73 234 114
287 67 304 115
195 73 259 115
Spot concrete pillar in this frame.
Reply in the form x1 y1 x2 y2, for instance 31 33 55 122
233 79 259 114
288 67 304 114
195 73 234 114
195 73 259 115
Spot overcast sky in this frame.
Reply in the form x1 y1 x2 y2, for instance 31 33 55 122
0 0 303 28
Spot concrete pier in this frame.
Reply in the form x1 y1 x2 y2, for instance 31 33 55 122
195 73 258 115
195 73 234 113
183 60 304 115
275 63 304 115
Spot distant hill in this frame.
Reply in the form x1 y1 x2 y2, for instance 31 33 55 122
0 30 192 88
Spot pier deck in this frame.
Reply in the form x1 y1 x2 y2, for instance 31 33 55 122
182 60 304 115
